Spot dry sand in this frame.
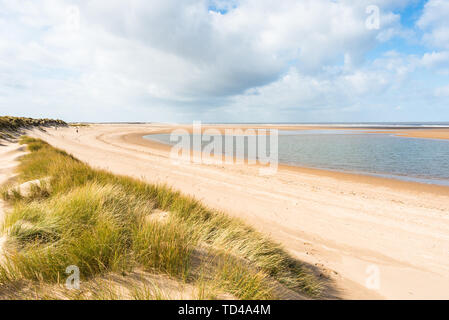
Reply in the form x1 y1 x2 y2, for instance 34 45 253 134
0 142 27 261
28 124 449 300
0 143 27 221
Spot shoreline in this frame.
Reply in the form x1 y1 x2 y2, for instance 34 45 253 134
128 131 449 196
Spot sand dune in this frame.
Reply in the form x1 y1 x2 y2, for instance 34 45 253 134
0 143 27 261
0 143 27 214
28 124 449 299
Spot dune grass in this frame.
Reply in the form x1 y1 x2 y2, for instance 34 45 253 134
0 116 66 140
0 116 65 131
0 137 321 299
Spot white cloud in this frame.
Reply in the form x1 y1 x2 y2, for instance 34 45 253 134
0 0 446 122
420 51 449 74
435 84 449 97
417 0 449 49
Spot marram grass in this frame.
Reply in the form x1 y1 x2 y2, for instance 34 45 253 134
0 116 66 140
0 137 321 299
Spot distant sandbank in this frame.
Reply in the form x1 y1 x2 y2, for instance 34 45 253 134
88 123 449 140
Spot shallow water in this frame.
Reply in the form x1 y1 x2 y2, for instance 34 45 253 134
144 130 449 186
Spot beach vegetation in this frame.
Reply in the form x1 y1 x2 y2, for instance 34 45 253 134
0 137 321 299
0 116 66 140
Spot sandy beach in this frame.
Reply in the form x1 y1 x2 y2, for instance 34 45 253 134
28 123 449 299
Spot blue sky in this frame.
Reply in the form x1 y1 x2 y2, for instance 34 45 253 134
0 0 448 123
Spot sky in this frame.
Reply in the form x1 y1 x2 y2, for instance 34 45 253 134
0 0 448 123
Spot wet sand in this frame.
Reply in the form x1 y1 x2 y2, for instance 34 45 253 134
371 129 449 140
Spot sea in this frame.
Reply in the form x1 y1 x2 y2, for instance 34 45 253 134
144 123 449 186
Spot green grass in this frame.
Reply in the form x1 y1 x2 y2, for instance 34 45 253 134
0 137 321 299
